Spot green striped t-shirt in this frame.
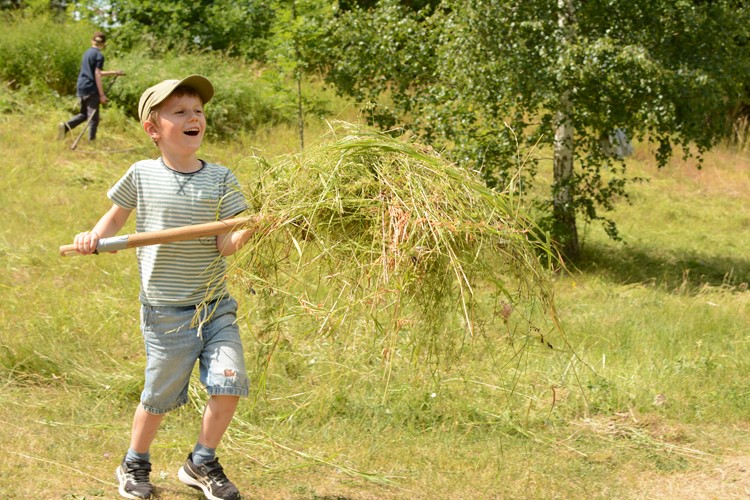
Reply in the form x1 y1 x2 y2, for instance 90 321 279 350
108 158 248 306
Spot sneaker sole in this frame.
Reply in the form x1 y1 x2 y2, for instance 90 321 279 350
178 466 215 496
116 466 151 499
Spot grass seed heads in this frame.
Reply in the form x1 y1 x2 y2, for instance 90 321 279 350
230 123 559 359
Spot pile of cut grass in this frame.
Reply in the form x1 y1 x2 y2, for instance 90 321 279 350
226 123 570 391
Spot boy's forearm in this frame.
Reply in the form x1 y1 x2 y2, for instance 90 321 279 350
95 69 105 96
91 219 121 239
74 205 131 255
92 206 131 238
217 229 254 257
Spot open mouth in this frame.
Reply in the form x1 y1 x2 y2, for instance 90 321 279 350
184 128 200 136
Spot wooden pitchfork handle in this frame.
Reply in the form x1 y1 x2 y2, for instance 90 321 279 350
59 215 259 257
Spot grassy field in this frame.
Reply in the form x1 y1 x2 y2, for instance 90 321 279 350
1 87 749 499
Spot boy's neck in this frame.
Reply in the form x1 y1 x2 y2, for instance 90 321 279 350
161 154 202 173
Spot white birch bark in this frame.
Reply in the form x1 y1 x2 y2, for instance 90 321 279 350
552 0 579 258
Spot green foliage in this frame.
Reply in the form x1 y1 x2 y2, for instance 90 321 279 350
75 0 275 60
318 0 439 127
0 0 66 16
317 0 750 257
0 14 93 94
106 50 328 139
268 0 333 77
337 0 441 15
0 16 332 140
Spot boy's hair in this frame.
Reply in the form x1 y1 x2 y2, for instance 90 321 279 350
92 31 106 46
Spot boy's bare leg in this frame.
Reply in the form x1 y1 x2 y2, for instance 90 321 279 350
198 395 240 448
116 404 161 498
177 395 242 497
130 403 165 453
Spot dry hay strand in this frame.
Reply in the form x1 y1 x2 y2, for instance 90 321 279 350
228 122 565 370
572 413 709 462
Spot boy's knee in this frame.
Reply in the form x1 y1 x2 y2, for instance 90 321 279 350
207 394 241 416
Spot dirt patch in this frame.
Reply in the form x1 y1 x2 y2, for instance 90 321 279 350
632 455 750 499
572 414 750 499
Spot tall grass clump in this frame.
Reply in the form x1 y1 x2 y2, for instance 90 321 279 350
228 123 572 408
0 15 93 95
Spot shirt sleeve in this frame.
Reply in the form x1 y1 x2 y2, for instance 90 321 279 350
108 164 138 210
219 169 248 219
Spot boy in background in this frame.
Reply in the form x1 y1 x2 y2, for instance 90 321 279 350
73 75 252 500
59 31 124 142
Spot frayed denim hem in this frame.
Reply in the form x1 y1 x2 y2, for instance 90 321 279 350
141 398 188 415
206 387 249 397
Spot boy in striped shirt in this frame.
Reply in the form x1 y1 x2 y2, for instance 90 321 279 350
74 75 251 500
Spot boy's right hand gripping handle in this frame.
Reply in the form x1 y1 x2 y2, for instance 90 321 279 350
59 235 130 257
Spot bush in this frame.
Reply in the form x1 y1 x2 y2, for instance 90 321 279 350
0 16 330 139
106 50 322 139
0 14 94 95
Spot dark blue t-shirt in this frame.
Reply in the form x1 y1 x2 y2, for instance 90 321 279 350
76 47 105 97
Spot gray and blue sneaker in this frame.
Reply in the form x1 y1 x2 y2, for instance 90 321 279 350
178 453 241 500
115 458 154 499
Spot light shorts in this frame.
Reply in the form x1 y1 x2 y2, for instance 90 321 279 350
139 296 249 414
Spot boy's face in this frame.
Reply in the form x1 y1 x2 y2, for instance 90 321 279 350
145 92 206 155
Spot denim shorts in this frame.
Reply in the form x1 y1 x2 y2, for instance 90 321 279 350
139 296 249 414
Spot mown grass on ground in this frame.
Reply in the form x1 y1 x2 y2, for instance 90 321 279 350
1 86 749 499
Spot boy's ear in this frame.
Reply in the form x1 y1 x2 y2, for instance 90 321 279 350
143 121 160 141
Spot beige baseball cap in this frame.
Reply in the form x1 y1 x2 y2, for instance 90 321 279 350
138 75 214 124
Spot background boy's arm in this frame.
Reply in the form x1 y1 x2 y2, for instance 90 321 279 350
75 204 132 255
94 68 107 103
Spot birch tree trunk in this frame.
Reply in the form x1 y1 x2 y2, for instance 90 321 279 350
552 0 579 259
292 0 305 150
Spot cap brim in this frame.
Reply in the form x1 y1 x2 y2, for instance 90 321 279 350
138 75 215 124
177 75 214 106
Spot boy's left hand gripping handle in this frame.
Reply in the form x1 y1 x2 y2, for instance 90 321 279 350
59 235 130 257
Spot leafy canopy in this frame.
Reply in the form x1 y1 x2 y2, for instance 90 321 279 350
317 0 750 253
74 0 275 60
